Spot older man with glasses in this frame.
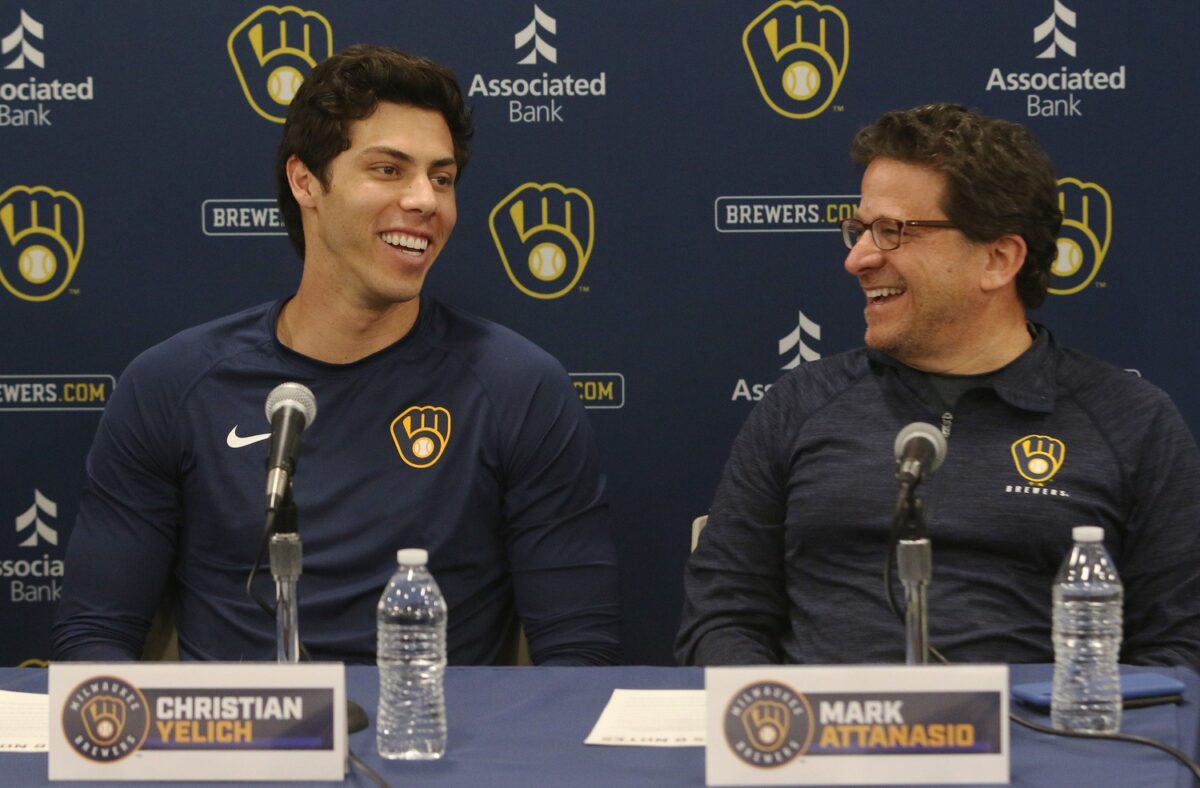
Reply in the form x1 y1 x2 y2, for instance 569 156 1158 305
676 102 1200 670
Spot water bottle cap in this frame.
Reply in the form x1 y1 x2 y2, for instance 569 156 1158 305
396 548 428 566
1072 525 1104 543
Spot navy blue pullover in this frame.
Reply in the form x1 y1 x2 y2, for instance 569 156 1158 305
677 326 1200 669
54 296 621 665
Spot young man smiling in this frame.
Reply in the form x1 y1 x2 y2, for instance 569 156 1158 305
54 46 621 666
677 103 1200 669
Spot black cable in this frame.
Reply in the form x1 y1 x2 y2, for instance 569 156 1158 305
1009 712 1200 783
245 507 277 619
882 501 1200 783
347 750 390 788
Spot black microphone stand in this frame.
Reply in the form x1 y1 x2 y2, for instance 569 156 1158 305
892 480 931 665
268 487 302 664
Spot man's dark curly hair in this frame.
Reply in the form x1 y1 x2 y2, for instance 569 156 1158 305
850 103 1062 309
275 44 474 259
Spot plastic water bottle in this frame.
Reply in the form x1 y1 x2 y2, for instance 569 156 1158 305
376 548 448 759
1050 526 1123 734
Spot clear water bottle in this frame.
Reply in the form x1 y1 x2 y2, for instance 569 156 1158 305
1050 525 1123 734
376 548 448 759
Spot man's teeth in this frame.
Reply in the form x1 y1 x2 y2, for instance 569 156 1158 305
380 232 429 252
866 287 904 299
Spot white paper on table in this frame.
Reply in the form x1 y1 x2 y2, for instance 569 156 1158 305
584 688 706 747
0 689 49 752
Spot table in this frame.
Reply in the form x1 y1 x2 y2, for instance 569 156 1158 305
2 664 1197 786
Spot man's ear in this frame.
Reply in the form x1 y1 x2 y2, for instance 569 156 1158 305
286 155 319 209
981 234 1028 293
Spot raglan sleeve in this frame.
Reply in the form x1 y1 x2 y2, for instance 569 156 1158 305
52 350 183 660
498 353 622 666
675 385 790 665
1116 389 1200 670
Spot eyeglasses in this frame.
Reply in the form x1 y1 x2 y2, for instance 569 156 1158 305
840 217 958 251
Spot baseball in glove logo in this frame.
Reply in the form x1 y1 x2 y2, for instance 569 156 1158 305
724 681 814 767
743 0 849 120
391 405 452 469
62 676 150 762
1011 434 1066 485
1049 177 1111 296
489 182 595 299
0 185 84 302
227 5 333 124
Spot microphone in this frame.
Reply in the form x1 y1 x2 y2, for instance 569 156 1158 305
264 382 317 514
893 422 947 486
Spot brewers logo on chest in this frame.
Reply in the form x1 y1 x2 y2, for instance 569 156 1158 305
391 405 452 469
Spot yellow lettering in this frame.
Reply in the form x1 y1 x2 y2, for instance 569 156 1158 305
867 725 888 747
819 725 841 748
62 383 106 402
909 724 927 746
825 202 857 223
157 718 254 744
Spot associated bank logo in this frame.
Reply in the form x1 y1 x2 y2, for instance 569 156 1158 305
516 5 556 64
0 185 84 301
1011 434 1065 485
3 9 43 69
1034 0 1076 59
570 373 624 410
391 405 451 469
0 374 113 410
742 1 849 120
16 489 56 548
1049 177 1111 296
469 5 607 124
202 199 286 236
489 182 595 299
723 681 814 767
733 309 821 401
985 2 1125 118
62 676 150 762
0 11 94 127
779 310 821 370
7 489 65 602
228 5 333 124
716 194 856 233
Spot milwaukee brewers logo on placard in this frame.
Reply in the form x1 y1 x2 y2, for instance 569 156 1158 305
489 182 595 299
62 676 150 762
227 5 333 124
0 185 84 302
1011 434 1065 485
391 405 452 469
743 1 849 119
1049 177 1111 296
724 681 814 767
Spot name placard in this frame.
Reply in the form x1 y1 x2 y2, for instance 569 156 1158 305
705 664 1008 786
48 663 346 782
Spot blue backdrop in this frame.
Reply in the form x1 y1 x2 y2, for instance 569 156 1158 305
2 0 1197 666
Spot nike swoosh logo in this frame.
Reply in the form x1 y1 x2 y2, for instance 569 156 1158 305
226 426 271 449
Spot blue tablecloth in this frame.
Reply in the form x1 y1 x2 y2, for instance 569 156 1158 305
3 664 1197 786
